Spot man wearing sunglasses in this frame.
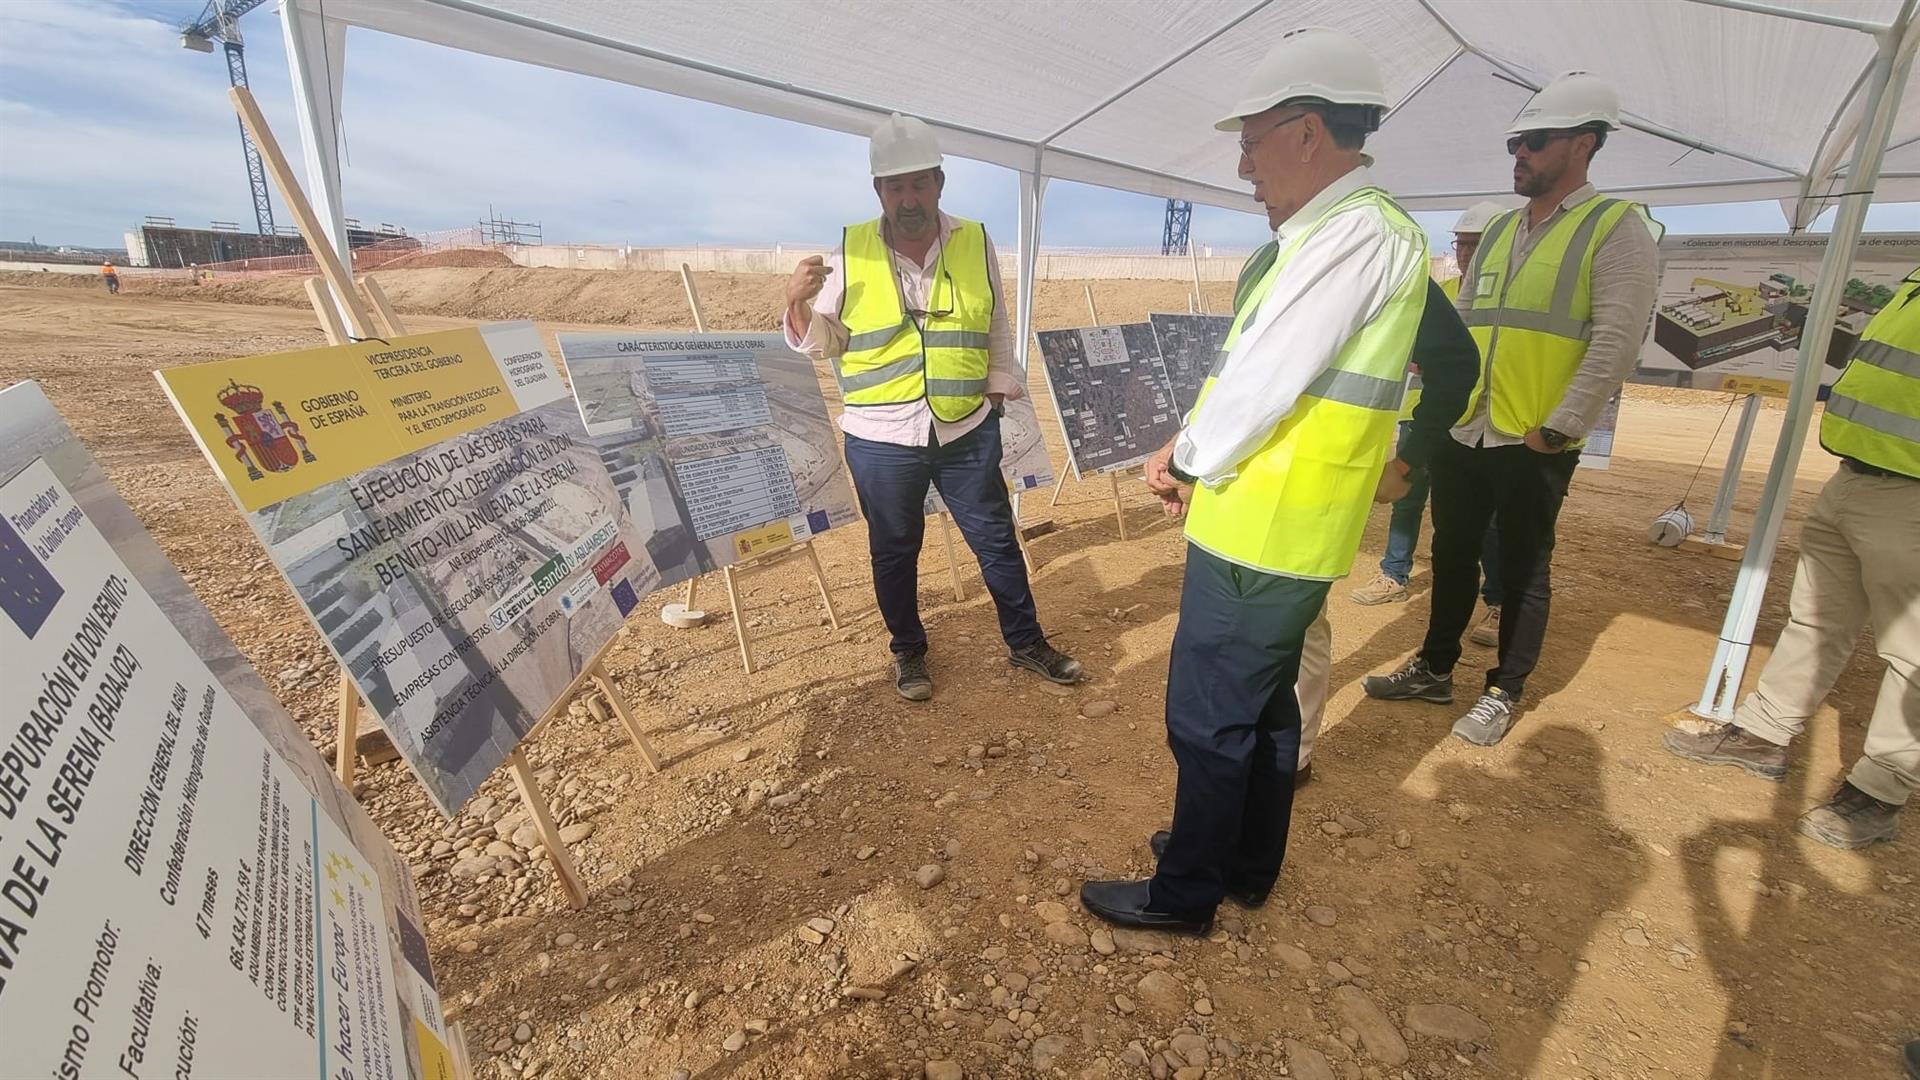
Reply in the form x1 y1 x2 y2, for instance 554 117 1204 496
1081 27 1431 935
1365 71 1659 747
784 113 1081 702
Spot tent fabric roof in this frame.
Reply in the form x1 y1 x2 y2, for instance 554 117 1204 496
300 0 1918 214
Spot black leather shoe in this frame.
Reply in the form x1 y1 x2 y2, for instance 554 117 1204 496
1009 640 1083 684
1904 1039 1920 1080
1147 831 1271 908
1079 879 1212 936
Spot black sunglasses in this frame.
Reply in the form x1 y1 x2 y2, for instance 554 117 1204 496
907 269 957 319
1506 129 1587 155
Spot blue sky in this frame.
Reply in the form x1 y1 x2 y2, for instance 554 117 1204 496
3 0 1918 252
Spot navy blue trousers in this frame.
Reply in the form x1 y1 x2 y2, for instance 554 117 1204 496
1150 544 1331 916
842 412 1043 656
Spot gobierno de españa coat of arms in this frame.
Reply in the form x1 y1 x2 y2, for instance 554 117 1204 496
212 379 317 480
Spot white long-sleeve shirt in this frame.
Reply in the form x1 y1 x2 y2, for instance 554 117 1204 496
1173 166 1425 485
784 212 1025 447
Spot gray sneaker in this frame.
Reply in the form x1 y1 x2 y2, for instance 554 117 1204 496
1796 781 1901 849
894 653 933 701
1362 657 1454 703
1451 688 1517 746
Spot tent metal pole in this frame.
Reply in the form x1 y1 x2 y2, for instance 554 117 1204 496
1692 27 1914 720
1384 47 1463 123
281 0 353 309
1680 0 1887 34
1015 166 1048 373
1703 394 1762 545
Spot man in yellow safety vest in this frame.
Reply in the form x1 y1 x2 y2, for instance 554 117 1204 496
783 113 1080 702
1364 71 1660 748
1079 27 1432 934
1665 270 1920 848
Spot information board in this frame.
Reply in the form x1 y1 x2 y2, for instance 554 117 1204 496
0 380 452 1080
1036 324 1183 477
558 333 860 570
1633 232 1920 397
921 392 1056 517
159 322 655 816
1147 313 1230 416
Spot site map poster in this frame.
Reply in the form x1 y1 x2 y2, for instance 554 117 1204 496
559 332 861 570
0 381 452 1080
1147 313 1228 415
159 322 651 816
1037 324 1183 477
1633 232 1920 397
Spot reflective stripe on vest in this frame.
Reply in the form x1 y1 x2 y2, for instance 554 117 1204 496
1182 185 1429 580
836 218 995 422
1820 278 1920 478
1458 196 1658 442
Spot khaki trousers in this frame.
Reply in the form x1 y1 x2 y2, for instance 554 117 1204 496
1736 467 1920 805
1296 605 1332 767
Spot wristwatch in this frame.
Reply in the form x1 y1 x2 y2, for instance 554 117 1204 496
1168 459 1197 485
1539 427 1572 450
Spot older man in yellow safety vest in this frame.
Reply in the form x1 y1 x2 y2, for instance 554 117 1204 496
1666 270 1920 849
783 114 1081 703
1079 27 1432 935
1364 71 1660 748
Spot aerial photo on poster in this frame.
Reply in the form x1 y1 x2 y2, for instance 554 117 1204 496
157 322 655 815
1147 312 1231 415
1633 232 1920 396
0 381 453 1080
1036 323 1183 477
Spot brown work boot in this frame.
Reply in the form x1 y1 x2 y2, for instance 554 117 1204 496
1469 605 1501 647
1797 781 1901 849
1663 722 1788 780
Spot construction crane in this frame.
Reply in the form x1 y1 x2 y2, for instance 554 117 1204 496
179 0 275 235
1161 199 1192 256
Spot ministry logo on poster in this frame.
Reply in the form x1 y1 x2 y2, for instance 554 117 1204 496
211 379 316 481
0 515 62 639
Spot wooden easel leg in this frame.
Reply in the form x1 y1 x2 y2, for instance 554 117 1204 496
1048 469 1069 508
802 541 841 631
684 574 700 610
723 566 755 674
507 748 588 910
588 661 662 773
335 672 359 787
1008 484 1036 576
939 513 965 601
1110 473 1129 540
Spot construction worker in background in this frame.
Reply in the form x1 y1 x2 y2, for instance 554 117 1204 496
783 113 1081 702
1364 71 1660 747
1079 27 1441 934
100 261 118 294
1351 202 1508 652
1664 268 1919 848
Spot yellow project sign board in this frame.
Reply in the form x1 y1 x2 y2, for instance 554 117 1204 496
157 325 557 511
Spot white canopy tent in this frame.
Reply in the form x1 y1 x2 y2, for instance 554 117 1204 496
278 0 1917 719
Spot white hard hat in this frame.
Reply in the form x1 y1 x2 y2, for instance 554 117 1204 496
1452 201 1508 235
1215 27 1390 132
869 113 943 178
1507 71 1621 134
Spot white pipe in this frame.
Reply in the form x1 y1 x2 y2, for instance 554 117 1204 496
280 0 351 292
1694 27 1915 719
1703 394 1763 544
1681 0 1888 34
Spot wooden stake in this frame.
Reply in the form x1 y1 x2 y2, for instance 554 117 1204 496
1110 472 1128 540
722 565 755 673
444 1021 476 1080
587 661 662 773
305 276 349 343
938 512 965 601
1083 284 1099 324
679 262 708 333
684 575 700 610
506 749 587 910
356 275 404 337
334 675 360 786
1188 238 1206 315
229 86 376 336
1008 484 1036 576
1048 469 1070 507
803 540 842 631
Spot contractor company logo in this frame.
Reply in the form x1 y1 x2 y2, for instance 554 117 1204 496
211 379 317 480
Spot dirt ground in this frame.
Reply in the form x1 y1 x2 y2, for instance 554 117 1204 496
1 269 1912 1080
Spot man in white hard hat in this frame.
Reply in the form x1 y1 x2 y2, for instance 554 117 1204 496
1080 27 1435 934
1351 201 1509 656
784 113 1081 701
1365 71 1660 747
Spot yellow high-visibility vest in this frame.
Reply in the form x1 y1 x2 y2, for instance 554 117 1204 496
1184 186 1428 579
836 218 994 422
1458 195 1659 443
1821 275 1920 478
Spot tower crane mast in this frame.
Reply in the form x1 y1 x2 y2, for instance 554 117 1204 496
179 0 276 235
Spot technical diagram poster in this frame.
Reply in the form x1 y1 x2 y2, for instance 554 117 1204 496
1633 232 1920 397
0 381 452 1080
1037 324 1183 477
1148 313 1231 416
158 322 655 816
923 393 1056 517
559 332 860 568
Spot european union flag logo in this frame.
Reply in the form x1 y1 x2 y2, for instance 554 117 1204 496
0 514 63 639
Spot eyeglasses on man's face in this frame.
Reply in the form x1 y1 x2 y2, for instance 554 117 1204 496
1506 129 1587 156
1239 112 1311 158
